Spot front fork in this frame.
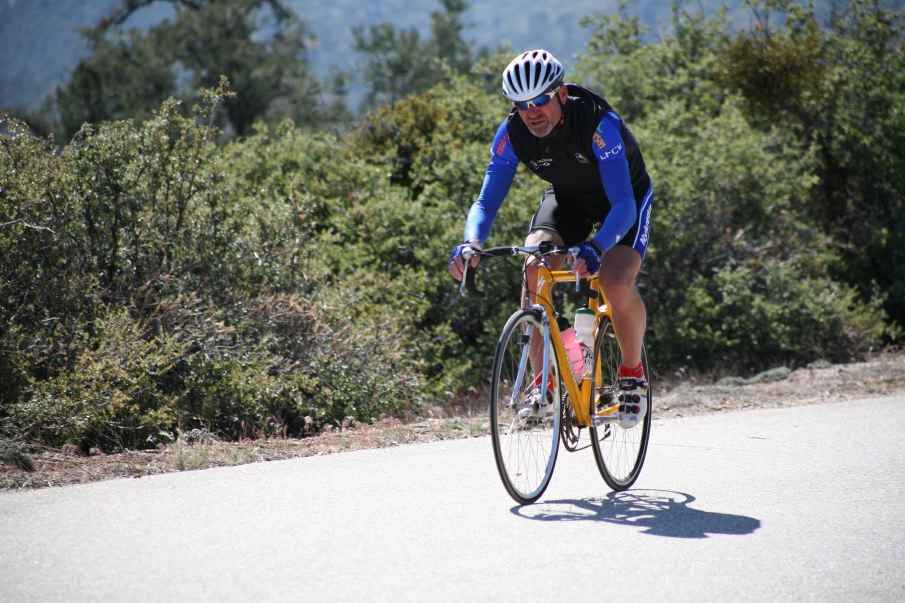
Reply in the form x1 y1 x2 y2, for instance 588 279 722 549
510 311 552 412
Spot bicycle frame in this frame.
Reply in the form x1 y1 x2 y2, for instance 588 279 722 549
460 244 624 427
530 261 619 428
466 243 652 502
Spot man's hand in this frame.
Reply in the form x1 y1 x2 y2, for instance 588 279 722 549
449 242 482 282
571 241 603 279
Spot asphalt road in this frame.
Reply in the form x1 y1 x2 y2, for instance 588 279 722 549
2 396 904 602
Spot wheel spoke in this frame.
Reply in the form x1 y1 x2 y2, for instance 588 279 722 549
491 310 561 504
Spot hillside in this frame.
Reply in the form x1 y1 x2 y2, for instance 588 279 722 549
2 0 902 462
2 0 760 113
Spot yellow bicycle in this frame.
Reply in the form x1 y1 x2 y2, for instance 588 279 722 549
461 242 651 504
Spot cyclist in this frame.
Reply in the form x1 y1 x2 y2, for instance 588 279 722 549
448 49 653 429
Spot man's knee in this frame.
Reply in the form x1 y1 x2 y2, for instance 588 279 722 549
601 271 638 301
524 228 563 247
599 247 642 299
524 229 565 270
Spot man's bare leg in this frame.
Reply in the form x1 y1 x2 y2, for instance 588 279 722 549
597 245 645 371
522 229 565 308
522 229 565 387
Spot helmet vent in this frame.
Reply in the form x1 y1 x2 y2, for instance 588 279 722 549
509 69 521 91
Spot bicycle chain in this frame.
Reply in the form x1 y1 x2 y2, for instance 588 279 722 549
560 394 582 451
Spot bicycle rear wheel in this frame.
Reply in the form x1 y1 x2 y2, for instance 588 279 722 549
588 317 651 490
490 309 561 504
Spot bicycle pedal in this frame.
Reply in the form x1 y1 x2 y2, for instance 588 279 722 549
592 414 617 426
595 391 614 411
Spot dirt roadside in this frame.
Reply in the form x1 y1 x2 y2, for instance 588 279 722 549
2 351 904 492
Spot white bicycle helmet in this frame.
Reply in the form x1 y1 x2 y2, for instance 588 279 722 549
501 49 565 102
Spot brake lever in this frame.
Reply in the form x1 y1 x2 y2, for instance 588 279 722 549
459 248 485 298
568 246 581 292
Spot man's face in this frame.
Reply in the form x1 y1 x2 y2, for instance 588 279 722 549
517 86 568 138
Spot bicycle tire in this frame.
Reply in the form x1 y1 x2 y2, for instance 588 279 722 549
490 308 562 504
588 317 651 490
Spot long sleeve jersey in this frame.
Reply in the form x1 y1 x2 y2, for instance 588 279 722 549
464 84 651 251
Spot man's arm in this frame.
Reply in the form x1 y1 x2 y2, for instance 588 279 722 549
463 121 519 245
590 112 637 252
450 120 520 281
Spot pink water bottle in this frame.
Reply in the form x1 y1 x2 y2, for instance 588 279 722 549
561 327 585 377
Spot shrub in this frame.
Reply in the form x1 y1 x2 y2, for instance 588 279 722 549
1 86 433 451
3 16 901 452
656 259 887 372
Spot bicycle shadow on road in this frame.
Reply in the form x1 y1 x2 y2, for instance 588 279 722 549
511 489 760 539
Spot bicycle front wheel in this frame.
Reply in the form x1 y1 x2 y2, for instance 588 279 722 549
588 317 651 490
490 309 561 504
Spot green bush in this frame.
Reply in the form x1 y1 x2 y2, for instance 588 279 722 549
574 3 894 376
8 308 182 450
3 2 903 451
1 86 431 451
656 259 887 372
4 288 430 451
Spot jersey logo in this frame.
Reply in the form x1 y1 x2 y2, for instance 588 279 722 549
598 142 624 161
639 202 651 246
593 132 605 149
495 133 510 157
529 158 553 170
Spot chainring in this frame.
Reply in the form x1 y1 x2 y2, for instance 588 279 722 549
560 394 582 451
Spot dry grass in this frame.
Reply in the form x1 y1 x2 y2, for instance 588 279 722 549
0 415 489 491
3 350 904 492
655 350 905 417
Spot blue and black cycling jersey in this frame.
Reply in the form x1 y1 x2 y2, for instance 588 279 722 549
464 84 652 252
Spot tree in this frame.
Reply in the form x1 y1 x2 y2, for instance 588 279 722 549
718 0 905 333
55 0 347 139
56 27 175 139
352 0 484 107
430 0 472 73
573 1 892 369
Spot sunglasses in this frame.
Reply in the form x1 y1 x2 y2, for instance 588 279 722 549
513 87 561 110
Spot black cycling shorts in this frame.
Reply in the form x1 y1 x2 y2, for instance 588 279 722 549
528 186 653 259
